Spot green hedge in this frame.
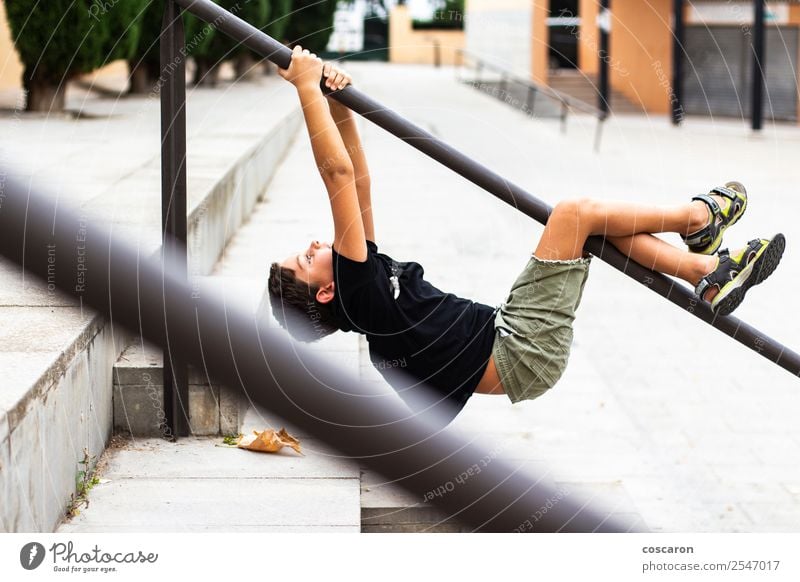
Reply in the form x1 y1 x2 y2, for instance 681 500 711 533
6 0 147 111
266 0 292 43
107 0 150 62
282 0 337 53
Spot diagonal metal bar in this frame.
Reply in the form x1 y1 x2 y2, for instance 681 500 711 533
175 0 800 377
0 173 631 532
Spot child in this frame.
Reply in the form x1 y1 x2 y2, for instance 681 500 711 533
268 46 785 420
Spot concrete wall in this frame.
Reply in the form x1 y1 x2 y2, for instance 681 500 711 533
2 320 132 531
464 0 533 77
389 4 464 66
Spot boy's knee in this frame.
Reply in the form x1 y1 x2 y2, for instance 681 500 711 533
552 197 597 226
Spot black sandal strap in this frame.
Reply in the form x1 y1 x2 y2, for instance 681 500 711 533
683 193 722 247
695 249 732 298
709 186 739 201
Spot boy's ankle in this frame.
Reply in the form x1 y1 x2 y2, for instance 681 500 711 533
687 200 710 234
693 255 719 292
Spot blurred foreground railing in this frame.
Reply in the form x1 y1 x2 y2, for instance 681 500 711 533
0 171 630 533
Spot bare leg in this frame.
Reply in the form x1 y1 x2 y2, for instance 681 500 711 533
534 197 718 293
605 233 718 294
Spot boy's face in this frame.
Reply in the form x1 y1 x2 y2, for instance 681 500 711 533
280 240 334 294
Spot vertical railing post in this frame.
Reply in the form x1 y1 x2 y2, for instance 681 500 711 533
526 85 537 117
598 0 611 116
751 0 766 131
671 0 685 125
560 101 568 133
160 0 190 439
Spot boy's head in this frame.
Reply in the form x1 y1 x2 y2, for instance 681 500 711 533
268 240 339 342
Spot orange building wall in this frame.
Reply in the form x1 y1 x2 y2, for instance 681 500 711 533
389 4 465 66
608 0 673 114
576 0 673 113
793 5 800 124
0 1 23 91
578 0 600 75
531 0 549 84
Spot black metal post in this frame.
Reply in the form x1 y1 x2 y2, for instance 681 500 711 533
598 0 611 116
160 0 190 438
751 0 766 131
526 85 537 117
671 0 685 125
171 0 800 383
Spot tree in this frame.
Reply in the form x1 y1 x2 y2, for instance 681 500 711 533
106 0 150 63
6 0 110 112
128 1 219 92
266 0 293 43
262 0 292 75
282 0 337 53
188 0 241 86
127 0 165 93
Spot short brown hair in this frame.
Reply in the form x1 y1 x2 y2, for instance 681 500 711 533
268 262 339 342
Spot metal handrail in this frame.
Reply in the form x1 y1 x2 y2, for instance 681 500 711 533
455 47 606 151
173 0 800 379
456 48 605 118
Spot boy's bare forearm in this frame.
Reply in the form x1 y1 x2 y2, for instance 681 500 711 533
328 100 370 180
329 100 375 241
297 85 354 179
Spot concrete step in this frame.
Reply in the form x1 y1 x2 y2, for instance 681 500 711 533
58 407 361 532
112 276 269 438
548 70 642 114
360 466 648 533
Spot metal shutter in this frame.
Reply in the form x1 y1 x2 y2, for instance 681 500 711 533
682 25 798 121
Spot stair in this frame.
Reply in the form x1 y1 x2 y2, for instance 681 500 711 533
548 70 642 115
112 276 269 438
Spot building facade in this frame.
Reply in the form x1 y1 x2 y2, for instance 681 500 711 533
462 0 800 122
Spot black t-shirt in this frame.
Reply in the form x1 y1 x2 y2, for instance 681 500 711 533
331 240 498 418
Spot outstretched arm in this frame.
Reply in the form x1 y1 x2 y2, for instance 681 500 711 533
278 46 366 262
323 63 375 243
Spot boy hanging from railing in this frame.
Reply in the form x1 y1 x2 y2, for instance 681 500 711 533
268 45 785 421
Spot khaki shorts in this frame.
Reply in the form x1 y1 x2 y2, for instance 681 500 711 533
491 254 592 404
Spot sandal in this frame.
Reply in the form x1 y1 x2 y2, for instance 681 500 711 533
696 234 786 317
682 181 748 255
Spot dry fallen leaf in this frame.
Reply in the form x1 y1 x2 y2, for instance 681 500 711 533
236 428 303 455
